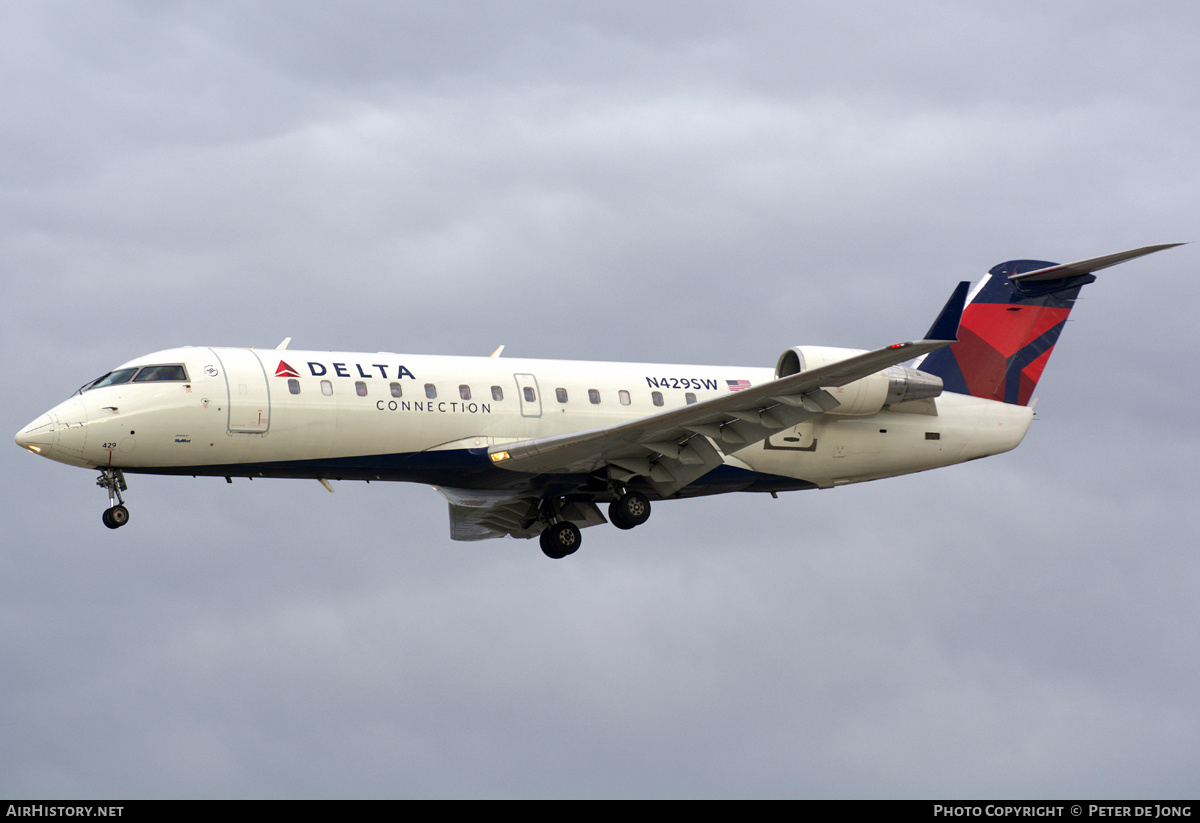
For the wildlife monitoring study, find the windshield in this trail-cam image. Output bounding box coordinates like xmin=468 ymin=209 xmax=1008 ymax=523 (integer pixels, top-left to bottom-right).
xmin=79 ymin=364 xmax=189 ymax=393
xmin=79 ymin=368 xmax=138 ymax=393
xmin=132 ymin=364 xmax=188 ymax=382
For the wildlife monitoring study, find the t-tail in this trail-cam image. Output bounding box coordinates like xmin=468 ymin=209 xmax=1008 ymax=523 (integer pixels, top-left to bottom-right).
xmin=916 ymin=244 xmax=1182 ymax=405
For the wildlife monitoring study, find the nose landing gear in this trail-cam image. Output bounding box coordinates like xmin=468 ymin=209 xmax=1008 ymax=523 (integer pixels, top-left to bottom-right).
xmin=102 ymin=504 xmax=129 ymax=529
xmin=97 ymin=468 xmax=130 ymax=529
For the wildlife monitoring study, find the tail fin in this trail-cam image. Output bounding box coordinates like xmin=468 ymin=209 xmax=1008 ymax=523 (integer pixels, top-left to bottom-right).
xmin=917 ymin=244 xmax=1181 ymax=405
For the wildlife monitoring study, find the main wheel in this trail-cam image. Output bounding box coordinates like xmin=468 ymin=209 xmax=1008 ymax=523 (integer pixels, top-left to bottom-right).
xmin=539 ymin=521 xmax=581 ymax=559
xmin=103 ymin=505 xmax=129 ymax=529
xmin=611 ymin=491 xmax=650 ymax=529
xmin=608 ymin=502 xmax=633 ymax=530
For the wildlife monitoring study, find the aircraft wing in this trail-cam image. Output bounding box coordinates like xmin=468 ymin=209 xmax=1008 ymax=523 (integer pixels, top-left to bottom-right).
xmin=435 ymin=487 xmax=606 ymax=540
xmin=487 ymin=283 xmax=968 ymax=497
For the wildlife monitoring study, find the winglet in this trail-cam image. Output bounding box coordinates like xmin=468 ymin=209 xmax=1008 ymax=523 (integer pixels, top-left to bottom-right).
xmin=922 ymin=281 xmax=970 ymax=342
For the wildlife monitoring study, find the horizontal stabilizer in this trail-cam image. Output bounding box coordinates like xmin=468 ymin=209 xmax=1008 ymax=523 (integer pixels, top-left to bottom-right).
xmin=1008 ymin=243 xmax=1183 ymax=282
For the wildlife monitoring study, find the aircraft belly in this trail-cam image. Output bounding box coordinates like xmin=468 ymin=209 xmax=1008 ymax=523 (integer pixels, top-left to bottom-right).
xmin=126 ymin=446 xmax=784 ymax=501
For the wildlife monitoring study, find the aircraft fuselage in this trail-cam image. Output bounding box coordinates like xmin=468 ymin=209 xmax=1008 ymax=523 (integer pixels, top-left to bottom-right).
xmin=18 ymin=346 xmax=1031 ymax=498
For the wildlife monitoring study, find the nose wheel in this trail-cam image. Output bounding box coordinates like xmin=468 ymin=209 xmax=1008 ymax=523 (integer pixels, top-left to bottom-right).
xmin=102 ymin=504 xmax=130 ymax=529
xmin=96 ymin=468 xmax=130 ymax=529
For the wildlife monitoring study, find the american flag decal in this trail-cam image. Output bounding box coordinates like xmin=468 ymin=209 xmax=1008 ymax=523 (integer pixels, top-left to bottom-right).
xmin=726 ymin=379 xmax=751 ymax=392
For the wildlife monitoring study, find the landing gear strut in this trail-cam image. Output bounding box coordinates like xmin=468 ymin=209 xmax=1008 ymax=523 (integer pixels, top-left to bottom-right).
xmin=608 ymin=489 xmax=650 ymax=531
xmin=97 ymin=468 xmax=129 ymax=529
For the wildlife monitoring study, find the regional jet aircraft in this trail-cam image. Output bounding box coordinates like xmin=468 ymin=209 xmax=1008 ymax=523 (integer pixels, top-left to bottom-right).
xmin=15 ymin=244 xmax=1179 ymax=558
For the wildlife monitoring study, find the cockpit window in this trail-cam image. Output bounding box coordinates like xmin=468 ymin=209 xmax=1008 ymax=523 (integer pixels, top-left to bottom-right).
xmin=132 ymin=364 xmax=189 ymax=383
xmin=82 ymin=368 xmax=138 ymax=392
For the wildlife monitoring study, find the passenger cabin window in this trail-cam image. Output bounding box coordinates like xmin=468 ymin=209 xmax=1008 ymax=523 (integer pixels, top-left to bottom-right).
xmin=556 ymin=388 xmax=568 ymax=403
xmin=652 ymin=391 xmax=664 ymax=407
xmin=132 ymin=364 xmax=188 ymax=382
xmin=288 ymin=379 xmax=300 ymax=395
xmin=523 ymin=387 xmax=536 ymax=402
xmin=459 ymin=385 xmax=471 ymax=401
xmin=390 ymin=382 xmax=402 ymax=398
xmin=425 ymin=383 xmax=437 ymax=399
xmin=321 ymin=380 xmax=333 ymax=396
xmin=588 ymin=389 xmax=600 ymax=404
xmin=356 ymin=381 xmax=368 ymax=397
xmin=491 ymin=386 xmax=504 ymax=401
xmin=685 ymin=392 xmax=697 ymax=404
xmin=619 ymin=390 xmax=631 ymax=406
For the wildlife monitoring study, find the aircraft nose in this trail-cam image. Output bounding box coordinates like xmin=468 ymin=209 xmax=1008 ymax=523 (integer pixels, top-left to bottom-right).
xmin=15 ymin=413 xmax=57 ymax=456
xmin=16 ymin=398 xmax=89 ymax=464
xmin=51 ymin=398 xmax=89 ymax=458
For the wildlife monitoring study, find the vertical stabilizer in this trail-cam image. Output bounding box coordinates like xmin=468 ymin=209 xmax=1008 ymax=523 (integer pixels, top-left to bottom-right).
xmin=917 ymin=244 xmax=1180 ymax=405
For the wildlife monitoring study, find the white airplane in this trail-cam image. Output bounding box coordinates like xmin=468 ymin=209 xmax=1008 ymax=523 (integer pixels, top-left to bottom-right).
xmin=15 ymin=244 xmax=1179 ymax=558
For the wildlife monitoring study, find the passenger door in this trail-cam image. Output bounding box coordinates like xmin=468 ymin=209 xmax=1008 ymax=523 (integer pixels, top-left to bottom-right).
xmin=210 ymin=348 xmax=271 ymax=433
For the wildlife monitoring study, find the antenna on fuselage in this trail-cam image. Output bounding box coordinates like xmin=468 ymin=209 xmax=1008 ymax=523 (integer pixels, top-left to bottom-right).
xmin=490 ymin=345 xmax=504 ymax=358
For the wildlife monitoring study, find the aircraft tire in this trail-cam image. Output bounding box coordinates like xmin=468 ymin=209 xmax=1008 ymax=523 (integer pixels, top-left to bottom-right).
xmin=608 ymin=502 xmax=634 ymax=530
xmin=608 ymin=504 xmax=630 ymax=530
xmin=540 ymin=522 xmax=581 ymax=559
xmin=103 ymin=505 xmax=129 ymax=529
xmin=612 ymin=491 xmax=651 ymax=528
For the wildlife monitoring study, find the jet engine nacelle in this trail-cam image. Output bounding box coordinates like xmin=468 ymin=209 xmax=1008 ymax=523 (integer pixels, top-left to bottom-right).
xmin=774 ymin=345 xmax=944 ymax=415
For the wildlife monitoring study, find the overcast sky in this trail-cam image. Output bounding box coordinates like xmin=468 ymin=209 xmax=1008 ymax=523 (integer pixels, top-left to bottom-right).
xmin=3 ymin=1 xmax=1198 ymax=799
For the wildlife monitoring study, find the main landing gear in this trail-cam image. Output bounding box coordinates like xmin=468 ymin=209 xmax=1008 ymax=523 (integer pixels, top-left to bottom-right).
xmin=539 ymin=520 xmax=581 ymax=560
xmin=536 ymin=497 xmax=583 ymax=559
xmin=608 ymin=490 xmax=651 ymax=531
xmin=537 ymin=488 xmax=653 ymax=559
xmin=97 ymin=468 xmax=130 ymax=529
